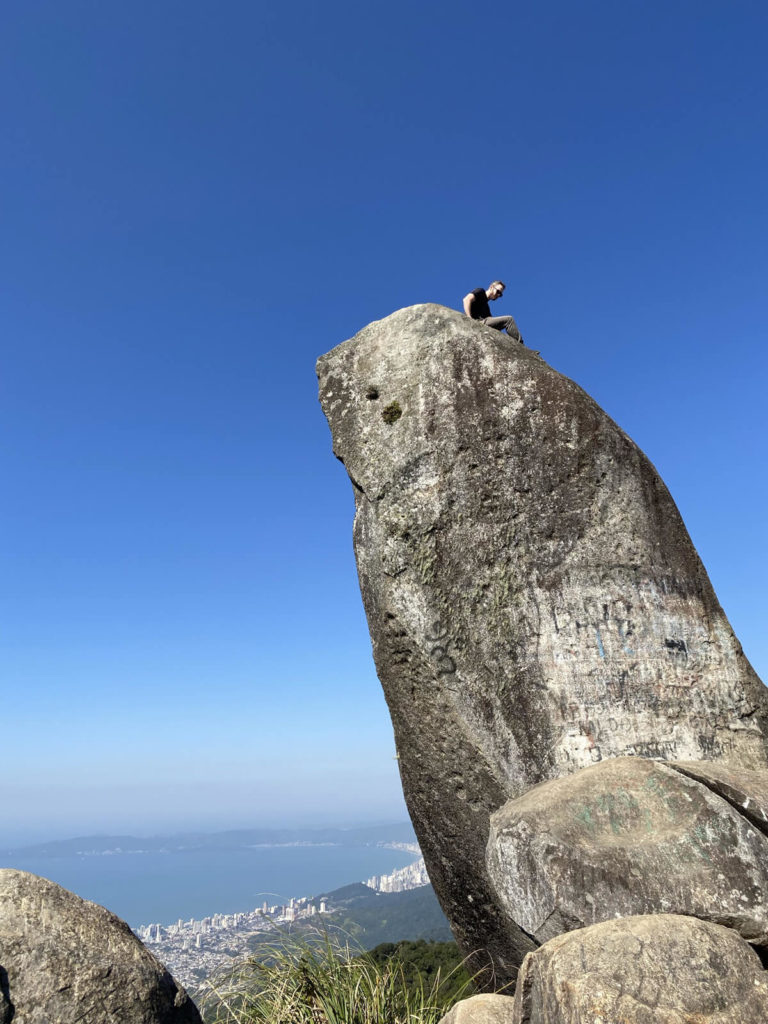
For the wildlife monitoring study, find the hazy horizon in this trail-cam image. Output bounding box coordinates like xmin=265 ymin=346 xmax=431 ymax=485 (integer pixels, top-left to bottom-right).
xmin=0 ymin=805 xmax=413 ymax=852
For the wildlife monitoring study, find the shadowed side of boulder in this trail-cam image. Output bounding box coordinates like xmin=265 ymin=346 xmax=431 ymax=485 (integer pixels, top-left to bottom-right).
xmin=0 ymin=972 xmax=10 ymax=1024
xmin=0 ymin=869 xmax=201 ymax=1024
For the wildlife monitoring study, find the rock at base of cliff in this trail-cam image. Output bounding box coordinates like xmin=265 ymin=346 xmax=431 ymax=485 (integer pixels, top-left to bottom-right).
xmin=511 ymin=914 xmax=768 ymax=1023
xmin=0 ymin=869 xmax=202 ymax=1024
xmin=487 ymin=757 xmax=768 ymax=944
xmin=438 ymin=993 xmax=515 ymax=1024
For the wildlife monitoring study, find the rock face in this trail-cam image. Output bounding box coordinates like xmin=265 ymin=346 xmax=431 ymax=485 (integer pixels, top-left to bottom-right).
xmin=510 ymin=915 xmax=768 ymax=1024
xmin=487 ymin=757 xmax=768 ymax=944
xmin=0 ymin=869 xmax=201 ymax=1024
xmin=317 ymin=303 xmax=768 ymax=980
xmin=669 ymin=758 xmax=768 ymax=831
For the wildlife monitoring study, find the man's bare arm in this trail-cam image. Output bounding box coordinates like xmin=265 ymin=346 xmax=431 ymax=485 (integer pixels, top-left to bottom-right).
xmin=463 ymin=292 xmax=475 ymax=317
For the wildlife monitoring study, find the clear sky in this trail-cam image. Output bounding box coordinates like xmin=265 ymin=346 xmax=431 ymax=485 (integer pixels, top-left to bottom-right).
xmin=2 ymin=1 xmax=766 ymax=846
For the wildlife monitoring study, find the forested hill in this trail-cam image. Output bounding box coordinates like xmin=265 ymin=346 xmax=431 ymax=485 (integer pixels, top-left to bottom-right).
xmin=291 ymin=882 xmax=453 ymax=949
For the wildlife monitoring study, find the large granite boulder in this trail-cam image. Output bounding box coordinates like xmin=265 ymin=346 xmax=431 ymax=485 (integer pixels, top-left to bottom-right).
xmin=487 ymin=757 xmax=768 ymax=943
xmin=317 ymin=303 xmax=768 ymax=980
xmin=510 ymin=914 xmax=768 ymax=1023
xmin=0 ymin=869 xmax=201 ymax=1024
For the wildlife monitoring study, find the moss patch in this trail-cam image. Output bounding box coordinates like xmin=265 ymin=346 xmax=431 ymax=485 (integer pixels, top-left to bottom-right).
xmin=382 ymin=400 xmax=403 ymax=424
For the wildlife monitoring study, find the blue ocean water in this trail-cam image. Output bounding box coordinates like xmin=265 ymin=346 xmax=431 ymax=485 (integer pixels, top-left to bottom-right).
xmin=4 ymin=845 xmax=416 ymax=927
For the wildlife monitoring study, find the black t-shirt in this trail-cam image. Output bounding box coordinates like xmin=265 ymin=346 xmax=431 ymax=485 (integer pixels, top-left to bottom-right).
xmin=469 ymin=287 xmax=491 ymax=319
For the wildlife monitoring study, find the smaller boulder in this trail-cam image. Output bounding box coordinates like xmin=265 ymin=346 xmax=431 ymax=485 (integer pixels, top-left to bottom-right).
xmin=438 ymin=994 xmax=515 ymax=1024
xmin=0 ymin=869 xmax=201 ymax=1024
xmin=511 ymin=914 xmax=768 ymax=1023
xmin=487 ymin=757 xmax=768 ymax=943
xmin=669 ymin=760 xmax=768 ymax=832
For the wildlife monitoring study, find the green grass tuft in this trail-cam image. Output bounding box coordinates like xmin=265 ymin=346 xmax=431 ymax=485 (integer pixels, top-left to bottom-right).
xmin=198 ymin=929 xmax=477 ymax=1024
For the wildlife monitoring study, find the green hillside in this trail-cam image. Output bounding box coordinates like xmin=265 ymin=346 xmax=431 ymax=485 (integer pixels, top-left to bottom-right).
xmin=317 ymin=883 xmax=453 ymax=948
xmin=365 ymin=939 xmax=474 ymax=1003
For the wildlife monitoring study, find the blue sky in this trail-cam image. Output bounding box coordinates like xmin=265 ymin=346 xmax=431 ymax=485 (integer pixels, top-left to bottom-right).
xmin=1 ymin=1 xmax=766 ymax=845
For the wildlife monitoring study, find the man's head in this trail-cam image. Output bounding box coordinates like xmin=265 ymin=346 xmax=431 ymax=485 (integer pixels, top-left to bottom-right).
xmin=487 ymin=280 xmax=506 ymax=301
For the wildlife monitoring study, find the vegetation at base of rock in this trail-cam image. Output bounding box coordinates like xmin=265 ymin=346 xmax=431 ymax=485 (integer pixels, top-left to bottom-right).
xmin=381 ymin=400 xmax=402 ymax=424
xmin=199 ymin=930 xmax=476 ymax=1024
xmin=365 ymin=940 xmax=475 ymax=1004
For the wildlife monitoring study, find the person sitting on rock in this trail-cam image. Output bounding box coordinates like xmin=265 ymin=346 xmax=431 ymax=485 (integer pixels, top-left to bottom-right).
xmin=463 ymin=280 xmax=524 ymax=344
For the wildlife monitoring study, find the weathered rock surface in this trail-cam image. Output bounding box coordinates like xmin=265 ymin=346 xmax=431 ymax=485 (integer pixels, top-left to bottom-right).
xmin=317 ymin=303 xmax=768 ymax=979
xmin=511 ymin=914 xmax=768 ymax=1023
xmin=0 ymin=869 xmax=201 ymax=1024
xmin=669 ymin=758 xmax=768 ymax=832
xmin=487 ymin=757 xmax=768 ymax=943
xmin=438 ymin=993 xmax=515 ymax=1024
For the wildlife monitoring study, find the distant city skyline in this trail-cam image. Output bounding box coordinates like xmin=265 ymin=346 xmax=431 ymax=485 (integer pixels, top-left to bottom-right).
xmin=139 ymin=846 xmax=427 ymax=988
xmin=2 ymin=2 xmax=766 ymax=847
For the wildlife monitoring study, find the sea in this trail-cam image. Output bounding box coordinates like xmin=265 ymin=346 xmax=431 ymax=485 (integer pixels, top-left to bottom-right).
xmin=2 ymin=844 xmax=417 ymax=928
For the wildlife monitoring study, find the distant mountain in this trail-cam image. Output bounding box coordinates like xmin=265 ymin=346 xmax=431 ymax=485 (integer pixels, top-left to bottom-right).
xmin=2 ymin=823 xmax=417 ymax=859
